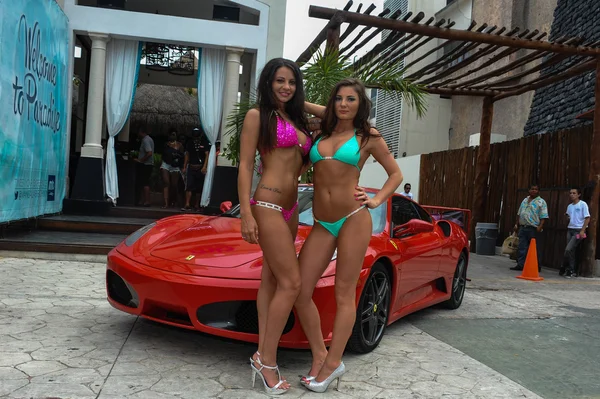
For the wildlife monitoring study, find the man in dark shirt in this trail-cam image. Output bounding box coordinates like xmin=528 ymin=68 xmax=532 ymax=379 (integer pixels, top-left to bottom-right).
xmin=182 ymin=127 xmax=209 ymax=211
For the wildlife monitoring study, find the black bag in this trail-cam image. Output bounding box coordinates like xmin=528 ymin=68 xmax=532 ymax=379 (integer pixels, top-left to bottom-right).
xmin=165 ymin=144 xmax=183 ymax=168
xmin=171 ymin=150 xmax=183 ymax=168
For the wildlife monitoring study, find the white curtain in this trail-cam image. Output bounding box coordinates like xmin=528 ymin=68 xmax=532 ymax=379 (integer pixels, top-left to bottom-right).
xmin=198 ymin=48 xmax=227 ymax=207
xmin=104 ymin=39 xmax=141 ymax=205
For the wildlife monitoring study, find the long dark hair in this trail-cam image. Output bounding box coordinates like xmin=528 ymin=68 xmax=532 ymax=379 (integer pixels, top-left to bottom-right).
xmin=256 ymin=58 xmax=308 ymax=153
xmin=319 ymin=78 xmax=378 ymax=148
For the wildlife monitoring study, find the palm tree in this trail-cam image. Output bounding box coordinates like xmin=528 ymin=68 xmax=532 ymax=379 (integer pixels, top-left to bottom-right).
xmin=303 ymin=49 xmax=427 ymax=117
xmin=222 ymin=49 xmax=427 ymax=170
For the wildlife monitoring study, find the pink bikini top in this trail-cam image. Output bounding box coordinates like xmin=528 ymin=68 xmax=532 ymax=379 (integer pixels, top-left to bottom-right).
xmin=275 ymin=116 xmax=312 ymax=156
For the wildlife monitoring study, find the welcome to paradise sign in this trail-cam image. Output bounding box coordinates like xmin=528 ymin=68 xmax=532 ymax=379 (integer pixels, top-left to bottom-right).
xmin=0 ymin=0 xmax=69 ymax=223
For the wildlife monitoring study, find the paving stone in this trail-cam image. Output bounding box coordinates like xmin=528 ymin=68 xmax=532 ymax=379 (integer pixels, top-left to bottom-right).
xmin=0 ymin=378 xmax=29 ymax=397
xmin=31 ymin=345 xmax=96 ymax=361
xmin=0 ymin=352 xmax=32 ymax=367
xmin=16 ymin=360 xmax=66 ymax=377
xmin=0 ymin=366 xmax=27 ymax=380
xmin=0 ymin=339 xmax=43 ymax=353
xmin=409 ymin=380 xmax=467 ymax=396
xmin=9 ymin=382 xmax=96 ymax=398
xmin=98 ymin=375 xmax=162 ymax=396
xmin=150 ymin=375 xmax=225 ymax=398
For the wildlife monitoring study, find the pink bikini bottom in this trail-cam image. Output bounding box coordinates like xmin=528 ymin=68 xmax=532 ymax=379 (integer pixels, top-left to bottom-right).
xmin=250 ymin=198 xmax=298 ymax=222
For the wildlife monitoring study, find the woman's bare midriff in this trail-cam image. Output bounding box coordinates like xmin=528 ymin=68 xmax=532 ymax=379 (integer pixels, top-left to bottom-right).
xmin=312 ymin=162 xmax=361 ymax=222
xmin=253 ymin=147 xmax=304 ymax=209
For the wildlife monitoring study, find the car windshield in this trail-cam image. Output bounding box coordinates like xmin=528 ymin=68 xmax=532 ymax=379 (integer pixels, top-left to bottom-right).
xmin=224 ymin=186 xmax=387 ymax=234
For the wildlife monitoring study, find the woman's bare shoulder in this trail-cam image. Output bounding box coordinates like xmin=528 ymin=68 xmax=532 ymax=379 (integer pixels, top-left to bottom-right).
xmin=245 ymin=108 xmax=260 ymax=119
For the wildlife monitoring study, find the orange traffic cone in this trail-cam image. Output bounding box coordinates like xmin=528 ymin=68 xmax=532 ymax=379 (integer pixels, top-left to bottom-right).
xmin=517 ymin=238 xmax=543 ymax=281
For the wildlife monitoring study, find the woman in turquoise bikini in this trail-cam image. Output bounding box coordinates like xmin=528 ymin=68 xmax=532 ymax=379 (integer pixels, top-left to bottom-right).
xmin=296 ymin=78 xmax=403 ymax=393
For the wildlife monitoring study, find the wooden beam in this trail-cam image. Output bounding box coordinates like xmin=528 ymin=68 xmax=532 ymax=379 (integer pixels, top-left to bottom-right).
xmin=327 ymin=21 xmax=341 ymax=51
xmin=420 ymin=27 xmax=512 ymax=86
xmin=295 ymin=12 xmax=345 ymax=64
xmin=470 ymin=96 xmax=494 ymax=250
xmin=424 ymin=87 xmax=498 ymax=97
xmin=401 ymin=20 xmax=460 ymax=71
xmin=576 ymin=109 xmax=594 ymax=120
xmin=451 ymin=36 xmax=576 ymax=89
xmin=309 ymin=6 xmax=600 ymax=56
xmin=581 ymin=59 xmax=600 ymax=277
xmin=489 ymin=57 xmax=588 ymax=91
xmin=475 ymin=53 xmax=569 ymax=89
xmin=339 ymin=3 xmax=379 ymax=43
xmin=361 ymin=17 xmax=442 ymax=76
xmin=437 ymin=29 xmax=539 ymax=88
xmin=493 ymin=59 xmax=596 ymax=100
xmin=340 ymin=7 xmax=390 ymax=57
xmin=408 ymin=23 xmax=491 ymax=81
xmin=351 ymin=11 xmax=421 ymax=68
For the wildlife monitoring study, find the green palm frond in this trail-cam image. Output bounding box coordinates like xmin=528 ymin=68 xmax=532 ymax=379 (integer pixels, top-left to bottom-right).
xmin=359 ymin=67 xmax=428 ymax=118
xmin=301 ymin=48 xmax=427 ymax=117
xmin=303 ymin=49 xmax=349 ymax=105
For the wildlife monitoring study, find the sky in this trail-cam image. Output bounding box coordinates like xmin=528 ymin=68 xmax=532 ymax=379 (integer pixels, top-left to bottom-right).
xmin=283 ymin=0 xmax=385 ymax=61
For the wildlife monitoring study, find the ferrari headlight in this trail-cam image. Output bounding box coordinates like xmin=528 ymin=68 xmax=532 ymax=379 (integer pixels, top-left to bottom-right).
xmin=125 ymin=223 xmax=156 ymax=246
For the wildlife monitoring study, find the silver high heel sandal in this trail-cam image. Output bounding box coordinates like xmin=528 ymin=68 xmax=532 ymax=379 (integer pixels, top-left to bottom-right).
xmin=304 ymin=362 xmax=346 ymax=393
xmin=250 ymin=352 xmax=289 ymax=395
xmin=300 ymin=358 xmax=325 ymax=386
xmin=300 ymin=375 xmax=315 ymax=387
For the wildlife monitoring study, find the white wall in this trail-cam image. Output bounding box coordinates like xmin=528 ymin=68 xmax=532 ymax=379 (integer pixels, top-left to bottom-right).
xmin=401 ymin=94 xmax=451 ymax=156
xmin=359 ymin=155 xmax=421 ymax=202
xmin=258 ymin=0 xmax=286 ymax=62
xmin=434 ymin=0 xmax=473 ymax=30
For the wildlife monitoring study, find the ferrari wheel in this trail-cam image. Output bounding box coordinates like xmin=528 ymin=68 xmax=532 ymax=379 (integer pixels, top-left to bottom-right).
xmin=348 ymin=263 xmax=391 ymax=353
xmin=443 ymin=253 xmax=467 ymax=309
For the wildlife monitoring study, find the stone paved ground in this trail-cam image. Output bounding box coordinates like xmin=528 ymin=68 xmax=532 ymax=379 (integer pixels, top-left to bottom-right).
xmin=1 ymin=253 xmax=592 ymax=399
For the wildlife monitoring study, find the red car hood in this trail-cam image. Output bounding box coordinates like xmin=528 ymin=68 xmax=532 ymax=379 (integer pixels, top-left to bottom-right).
xmin=150 ymin=216 xmax=309 ymax=271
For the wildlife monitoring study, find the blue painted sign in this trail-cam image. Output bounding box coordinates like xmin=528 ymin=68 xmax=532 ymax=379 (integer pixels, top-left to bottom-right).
xmin=0 ymin=0 xmax=69 ymax=223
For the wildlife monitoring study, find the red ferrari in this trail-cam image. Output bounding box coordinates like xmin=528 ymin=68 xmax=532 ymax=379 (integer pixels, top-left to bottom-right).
xmin=106 ymin=185 xmax=470 ymax=353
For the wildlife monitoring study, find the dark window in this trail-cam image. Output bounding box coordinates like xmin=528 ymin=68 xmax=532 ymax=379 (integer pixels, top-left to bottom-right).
xmin=414 ymin=204 xmax=432 ymax=223
xmin=391 ymin=196 xmax=420 ymax=226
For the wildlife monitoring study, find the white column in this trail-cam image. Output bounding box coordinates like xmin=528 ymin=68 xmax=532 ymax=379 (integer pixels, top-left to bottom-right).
xmin=80 ymin=33 xmax=110 ymax=159
xmin=219 ymin=47 xmax=244 ymax=166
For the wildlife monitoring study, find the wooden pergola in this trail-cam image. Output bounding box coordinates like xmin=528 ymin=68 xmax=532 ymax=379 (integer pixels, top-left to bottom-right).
xmin=298 ymin=1 xmax=600 ymax=277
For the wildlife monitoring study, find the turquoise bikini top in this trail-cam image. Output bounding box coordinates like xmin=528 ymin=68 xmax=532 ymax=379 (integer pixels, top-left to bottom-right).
xmin=309 ymin=132 xmax=361 ymax=170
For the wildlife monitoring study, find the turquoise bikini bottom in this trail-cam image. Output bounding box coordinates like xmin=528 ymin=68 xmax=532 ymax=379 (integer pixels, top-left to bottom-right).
xmin=314 ymin=206 xmax=366 ymax=238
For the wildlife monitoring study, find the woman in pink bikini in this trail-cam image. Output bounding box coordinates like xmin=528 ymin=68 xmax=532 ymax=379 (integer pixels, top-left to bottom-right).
xmin=238 ymin=58 xmax=311 ymax=395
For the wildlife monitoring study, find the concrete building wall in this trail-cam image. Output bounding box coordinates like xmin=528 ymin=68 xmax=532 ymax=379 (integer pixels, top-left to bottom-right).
xmin=447 ymin=0 xmax=557 ymax=149
xmin=55 ymin=0 xmax=65 ymax=9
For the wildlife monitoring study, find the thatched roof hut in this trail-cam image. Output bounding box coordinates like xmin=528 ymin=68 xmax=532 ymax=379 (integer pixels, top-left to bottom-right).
xmin=130 ymin=83 xmax=200 ymax=137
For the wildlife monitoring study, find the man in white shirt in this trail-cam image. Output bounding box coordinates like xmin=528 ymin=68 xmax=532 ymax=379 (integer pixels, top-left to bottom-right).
xmin=562 ymin=187 xmax=590 ymax=277
xmin=400 ymin=183 xmax=413 ymax=200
